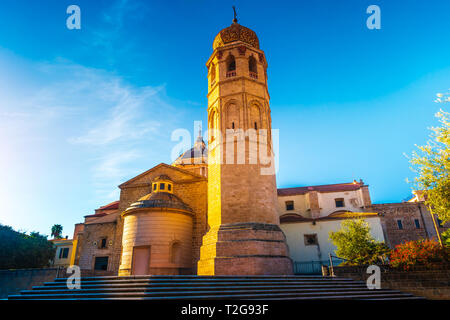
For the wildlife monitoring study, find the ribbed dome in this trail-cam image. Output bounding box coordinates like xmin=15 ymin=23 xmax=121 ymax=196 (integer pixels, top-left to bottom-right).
xmin=172 ymin=134 xmax=207 ymax=165
xmin=125 ymin=192 xmax=192 ymax=213
xmin=213 ymin=22 xmax=259 ymax=50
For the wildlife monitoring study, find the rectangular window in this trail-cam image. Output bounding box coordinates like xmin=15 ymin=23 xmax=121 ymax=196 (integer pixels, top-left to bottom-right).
xmin=397 ymin=220 xmax=403 ymax=230
xmin=304 ymin=234 xmax=318 ymax=246
xmin=160 ymin=183 xmax=165 ymax=190
xmin=153 ymin=184 xmax=157 ymax=191
xmin=335 ymin=198 xmax=345 ymax=208
xmin=168 ymin=184 xmax=172 ymax=191
xmin=285 ymin=201 xmax=294 ymax=211
xmin=94 ymin=256 xmax=109 ymax=271
xmin=100 ymin=238 xmax=107 ymax=249
xmin=59 ymin=247 xmax=69 ymax=259
xmin=414 ymin=219 xmax=421 ymax=229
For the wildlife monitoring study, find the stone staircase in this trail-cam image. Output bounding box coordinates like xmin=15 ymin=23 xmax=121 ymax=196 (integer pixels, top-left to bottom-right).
xmin=8 ymin=275 xmax=424 ymax=300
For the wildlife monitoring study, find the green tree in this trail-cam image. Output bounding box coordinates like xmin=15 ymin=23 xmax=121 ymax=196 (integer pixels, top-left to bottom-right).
xmin=408 ymin=104 xmax=449 ymax=224
xmin=441 ymin=229 xmax=450 ymax=248
xmin=329 ymin=219 xmax=390 ymax=265
xmin=0 ymin=224 xmax=56 ymax=269
xmin=51 ymin=224 xmax=63 ymax=239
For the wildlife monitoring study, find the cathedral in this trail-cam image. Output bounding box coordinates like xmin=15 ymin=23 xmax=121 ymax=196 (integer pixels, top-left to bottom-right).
xmin=64 ymin=18 xmax=446 ymax=276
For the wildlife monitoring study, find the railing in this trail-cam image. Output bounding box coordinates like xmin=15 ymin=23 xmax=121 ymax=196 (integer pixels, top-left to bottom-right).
xmin=293 ymin=257 xmax=343 ymax=275
xmin=249 ymin=71 xmax=258 ymax=79
xmin=328 ymin=253 xmax=352 ymax=277
xmin=226 ymin=71 xmax=236 ymax=78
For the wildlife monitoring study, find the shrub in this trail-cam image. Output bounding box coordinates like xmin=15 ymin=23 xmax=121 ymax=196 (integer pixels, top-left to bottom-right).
xmin=0 ymin=224 xmax=56 ymax=269
xmin=329 ymin=219 xmax=390 ymax=265
xmin=441 ymin=229 xmax=450 ymax=248
xmin=389 ymin=239 xmax=448 ymax=270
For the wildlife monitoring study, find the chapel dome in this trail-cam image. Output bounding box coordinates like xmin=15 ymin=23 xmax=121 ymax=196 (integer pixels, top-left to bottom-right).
xmin=125 ymin=191 xmax=192 ymax=213
xmin=213 ymin=22 xmax=260 ymax=50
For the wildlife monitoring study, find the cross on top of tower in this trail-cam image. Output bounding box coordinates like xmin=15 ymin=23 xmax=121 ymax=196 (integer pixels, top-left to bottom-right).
xmin=232 ymin=6 xmax=238 ymax=23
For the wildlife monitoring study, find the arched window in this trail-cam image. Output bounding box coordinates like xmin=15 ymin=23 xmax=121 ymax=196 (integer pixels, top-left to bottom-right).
xmin=227 ymin=55 xmax=236 ymax=72
xmin=249 ymin=56 xmax=257 ymax=73
xmin=226 ymin=103 xmax=239 ymax=129
xmin=209 ymin=110 xmax=217 ymax=142
xmin=249 ymin=56 xmax=258 ymax=79
xmin=170 ymin=241 xmax=181 ymax=264
xmin=250 ymin=104 xmax=261 ymax=131
xmin=210 ymin=63 xmax=216 ymax=83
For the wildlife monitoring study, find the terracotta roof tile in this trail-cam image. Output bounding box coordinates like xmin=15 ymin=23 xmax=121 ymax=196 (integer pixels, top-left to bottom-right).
xmin=280 ymin=211 xmax=379 ymax=223
xmin=97 ymin=200 xmax=120 ymax=210
xmin=277 ymin=182 xmax=363 ymax=196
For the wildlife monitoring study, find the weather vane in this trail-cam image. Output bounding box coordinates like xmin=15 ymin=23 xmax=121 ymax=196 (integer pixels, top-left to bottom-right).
xmin=233 ymin=6 xmax=238 ymax=23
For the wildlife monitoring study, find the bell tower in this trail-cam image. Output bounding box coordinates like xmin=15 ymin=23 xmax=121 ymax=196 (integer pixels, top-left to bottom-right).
xmin=197 ymin=14 xmax=293 ymax=275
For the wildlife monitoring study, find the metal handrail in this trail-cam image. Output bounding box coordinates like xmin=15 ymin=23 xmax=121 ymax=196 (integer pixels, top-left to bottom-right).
xmin=328 ymin=253 xmax=352 ymax=277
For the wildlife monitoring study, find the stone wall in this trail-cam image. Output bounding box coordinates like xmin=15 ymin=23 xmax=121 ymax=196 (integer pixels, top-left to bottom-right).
xmin=333 ymin=264 xmax=450 ymax=300
xmin=0 ymin=267 xmax=117 ymax=299
xmin=116 ymin=164 xmax=207 ymax=274
xmin=368 ymin=202 xmax=448 ymax=247
xmin=75 ymin=220 xmax=118 ymax=271
xmin=119 ymin=210 xmax=194 ymax=276
xmin=0 ymin=268 xmax=59 ymax=299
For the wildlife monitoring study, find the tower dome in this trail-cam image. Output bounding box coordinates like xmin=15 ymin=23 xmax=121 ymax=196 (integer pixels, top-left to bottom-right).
xmin=213 ymin=21 xmax=260 ymax=50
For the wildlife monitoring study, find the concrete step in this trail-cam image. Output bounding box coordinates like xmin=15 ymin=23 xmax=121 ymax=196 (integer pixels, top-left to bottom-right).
xmin=31 ymin=283 xmax=369 ymax=292
xmin=44 ymin=278 xmax=361 ymax=287
xmin=9 ymin=290 xmax=417 ymax=300
xmin=50 ymin=275 xmax=351 ymax=282
xmin=42 ymin=279 xmax=364 ymax=288
xmin=9 ymin=287 xmax=411 ymax=298
xmin=28 ymin=293 xmax=421 ymax=300
xmin=8 ymin=275 xmax=423 ymax=300
xmin=52 ymin=275 xmax=335 ymax=281
xmin=21 ymin=285 xmax=375 ymax=295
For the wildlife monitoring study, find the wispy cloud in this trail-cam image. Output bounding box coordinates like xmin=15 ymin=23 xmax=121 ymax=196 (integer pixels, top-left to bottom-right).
xmin=68 ymin=83 xmax=163 ymax=146
xmin=91 ymin=150 xmax=141 ymax=199
xmin=0 ymin=52 xmax=179 ymax=203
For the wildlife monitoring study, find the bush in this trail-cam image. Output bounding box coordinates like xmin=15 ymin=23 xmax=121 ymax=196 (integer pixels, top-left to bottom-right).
xmin=0 ymin=224 xmax=56 ymax=269
xmin=329 ymin=219 xmax=390 ymax=265
xmin=441 ymin=229 xmax=450 ymax=248
xmin=389 ymin=239 xmax=449 ymax=270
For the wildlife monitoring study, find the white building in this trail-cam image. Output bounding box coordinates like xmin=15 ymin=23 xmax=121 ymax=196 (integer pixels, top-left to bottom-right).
xmin=277 ymin=180 xmax=385 ymax=272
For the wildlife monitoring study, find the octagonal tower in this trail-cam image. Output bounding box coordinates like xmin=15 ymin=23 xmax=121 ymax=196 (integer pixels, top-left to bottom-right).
xmin=197 ymin=18 xmax=293 ymax=275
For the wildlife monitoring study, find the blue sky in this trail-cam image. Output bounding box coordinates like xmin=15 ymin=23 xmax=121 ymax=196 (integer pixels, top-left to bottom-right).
xmin=0 ymin=0 xmax=449 ymax=237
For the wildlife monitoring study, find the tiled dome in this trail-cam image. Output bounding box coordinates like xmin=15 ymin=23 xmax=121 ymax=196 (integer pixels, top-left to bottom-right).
xmin=125 ymin=192 xmax=192 ymax=213
xmin=213 ymin=22 xmax=259 ymax=50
